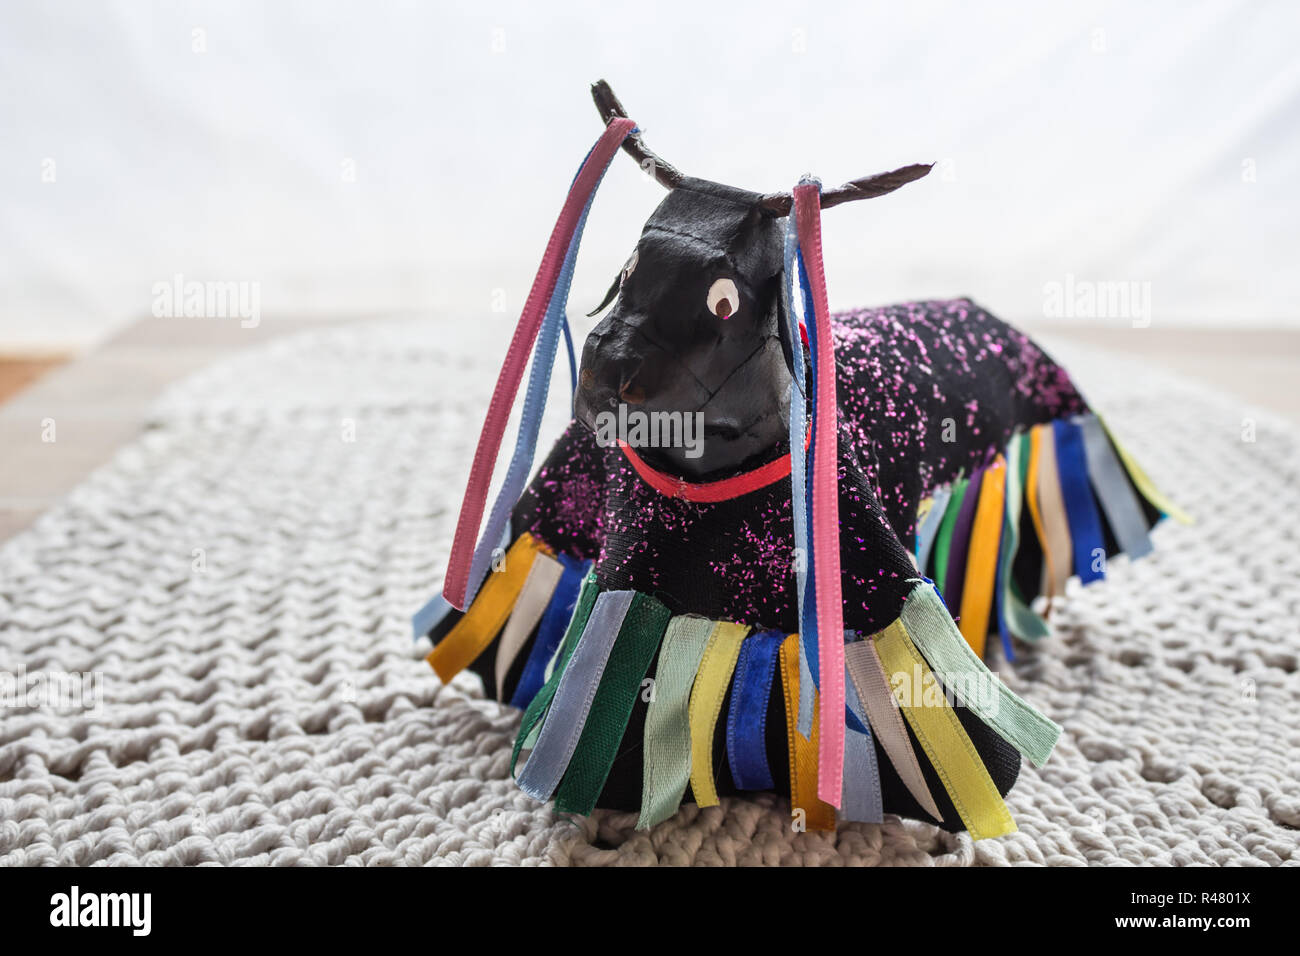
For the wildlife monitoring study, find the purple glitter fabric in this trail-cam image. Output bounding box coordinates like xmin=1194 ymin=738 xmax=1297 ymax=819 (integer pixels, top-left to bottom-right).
xmin=512 ymin=298 xmax=1087 ymax=634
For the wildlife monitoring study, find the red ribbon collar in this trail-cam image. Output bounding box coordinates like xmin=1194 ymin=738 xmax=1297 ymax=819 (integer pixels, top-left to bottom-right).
xmin=617 ymin=429 xmax=808 ymax=504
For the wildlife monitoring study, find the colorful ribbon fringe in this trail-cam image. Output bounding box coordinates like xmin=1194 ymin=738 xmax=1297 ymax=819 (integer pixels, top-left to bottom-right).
xmin=911 ymin=411 xmax=1184 ymax=655
xmin=425 ymin=542 xmax=1069 ymax=837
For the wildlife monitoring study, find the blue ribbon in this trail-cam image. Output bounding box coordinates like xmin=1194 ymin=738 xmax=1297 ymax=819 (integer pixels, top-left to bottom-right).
xmin=841 ymin=660 xmax=884 ymax=823
xmin=725 ymin=630 xmax=783 ymax=790
xmin=1054 ymin=418 xmax=1107 ymax=585
xmin=1081 ymin=414 xmax=1153 ymax=560
xmin=795 ymin=245 xmax=821 ymax=695
xmin=509 ymin=555 xmax=591 ymax=709
xmin=515 ymin=589 xmax=635 ymax=802
xmin=561 ymin=314 xmax=578 ymax=414
xmin=782 ymin=220 xmax=818 ymax=738
xmin=411 ymin=592 xmax=454 ymax=642
xmin=915 ymin=485 xmax=952 ymax=574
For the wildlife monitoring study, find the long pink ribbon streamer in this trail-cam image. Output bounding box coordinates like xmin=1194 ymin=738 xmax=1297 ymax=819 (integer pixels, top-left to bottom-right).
xmin=793 ymin=183 xmax=845 ymax=807
xmin=442 ymin=117 xmax=636 ymax=609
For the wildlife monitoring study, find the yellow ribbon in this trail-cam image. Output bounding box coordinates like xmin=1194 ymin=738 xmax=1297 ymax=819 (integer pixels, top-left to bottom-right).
xmin=427 ymin=533 xmax=548 ymax=683
xmin=687 ymin=622 xmax=748 ymax=807
xmin=916 ymin=495 xmax=936 ymax=526
xmin=959 ymin=456 xmax=1006 ymax=656
xmin=871 ymin=621 xmax=1017 ymax=840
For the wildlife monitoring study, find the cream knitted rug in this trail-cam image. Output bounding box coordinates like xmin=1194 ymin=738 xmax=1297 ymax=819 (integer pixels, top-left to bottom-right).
xmin=1 ymin=317 xmax=1297 ymax=866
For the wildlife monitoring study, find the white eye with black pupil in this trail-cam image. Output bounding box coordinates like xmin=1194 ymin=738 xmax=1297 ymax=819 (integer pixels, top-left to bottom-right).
xmin=707 ymin=277 xmax=739 ymax=318
xmin=620 ymin=250 xmax=638 ymax=286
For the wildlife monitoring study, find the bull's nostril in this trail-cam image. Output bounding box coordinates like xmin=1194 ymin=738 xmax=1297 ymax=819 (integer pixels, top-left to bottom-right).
xmin=619 ymin=383 xmax=645 ymax=405
xmin=580 ymin=368 xmax=595 ymax=391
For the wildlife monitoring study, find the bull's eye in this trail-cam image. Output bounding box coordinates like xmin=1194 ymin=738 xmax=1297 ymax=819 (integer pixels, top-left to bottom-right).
xmin=620 ymin=249 xmax=639 ymax=286
xmin=707 ymin=277 xmax=739 ymax=319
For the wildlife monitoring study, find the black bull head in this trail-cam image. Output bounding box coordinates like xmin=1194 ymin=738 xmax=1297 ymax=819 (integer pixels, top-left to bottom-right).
xmin=574 ymin=80 xmax=932 ymax=479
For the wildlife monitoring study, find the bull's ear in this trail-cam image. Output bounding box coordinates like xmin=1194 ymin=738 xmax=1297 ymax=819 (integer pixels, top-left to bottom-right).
xmin=756 ymin=163 xmax=933 ymax=217
xmin=587 ymin=272 xmax=623 ymax=317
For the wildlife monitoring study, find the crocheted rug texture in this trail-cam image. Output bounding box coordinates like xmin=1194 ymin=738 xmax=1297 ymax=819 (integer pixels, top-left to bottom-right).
xmin=1 ymin=318 xmax=1296 ymax=865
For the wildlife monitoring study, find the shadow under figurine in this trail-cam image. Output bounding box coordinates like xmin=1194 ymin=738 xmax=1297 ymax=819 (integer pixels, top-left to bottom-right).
xmin=413 ymin=80 xmax=1187 ymax=837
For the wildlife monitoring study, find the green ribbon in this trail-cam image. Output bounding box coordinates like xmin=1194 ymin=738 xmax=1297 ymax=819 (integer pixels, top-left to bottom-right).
xmin=931 ymin=477 xmax=968 ymax=585
xmin=636 ymin=617 xmax=716 ymax=829
xmin=1000 ymin=434 xmax=1050 ymax=641
xmin=901 ymin=581 xmax=1061 ymax=768
xmin=554 ymin=592 xmax=672 ymax=815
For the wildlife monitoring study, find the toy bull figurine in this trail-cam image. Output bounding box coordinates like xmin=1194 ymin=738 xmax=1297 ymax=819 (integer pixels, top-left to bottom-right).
xmin=413 ymin=80 xmax=1185 ymax=836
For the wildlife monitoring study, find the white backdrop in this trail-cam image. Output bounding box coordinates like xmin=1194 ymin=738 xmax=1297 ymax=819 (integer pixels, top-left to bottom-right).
xmin=2 ymin=0 xmax=1297 ymax=351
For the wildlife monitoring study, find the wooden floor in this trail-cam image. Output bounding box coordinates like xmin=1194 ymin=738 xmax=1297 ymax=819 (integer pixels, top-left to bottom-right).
xmin=0 ymin=315 xmax=385 ymax=542
xmin=1 ymin=317 xmax=1297 ymax=543
xmin=0 ymin=358 xmax=68 ymax=403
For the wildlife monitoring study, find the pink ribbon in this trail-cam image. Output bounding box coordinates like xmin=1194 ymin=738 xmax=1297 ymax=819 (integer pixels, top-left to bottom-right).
xmin=442 ymin=117 xmax=636 ymax=609
xmin=793 ymin=183 xmax=845 ymax=808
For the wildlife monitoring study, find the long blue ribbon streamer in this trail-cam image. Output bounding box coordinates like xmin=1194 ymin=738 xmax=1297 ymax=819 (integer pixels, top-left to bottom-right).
xmin=785 ymin=217 xmax=868 ymax=738
xmin=781 ymin=218 xmax=817 ymax=738
xmin=461 ymin=145 xmax=621 ymax=607
xmin=561 ymin=314 xmax=578 ymax=414
xmin=790 ymin=244 xmax=821 ymax=697
xmin=796 ymin=245 xmax=821 ymax=708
